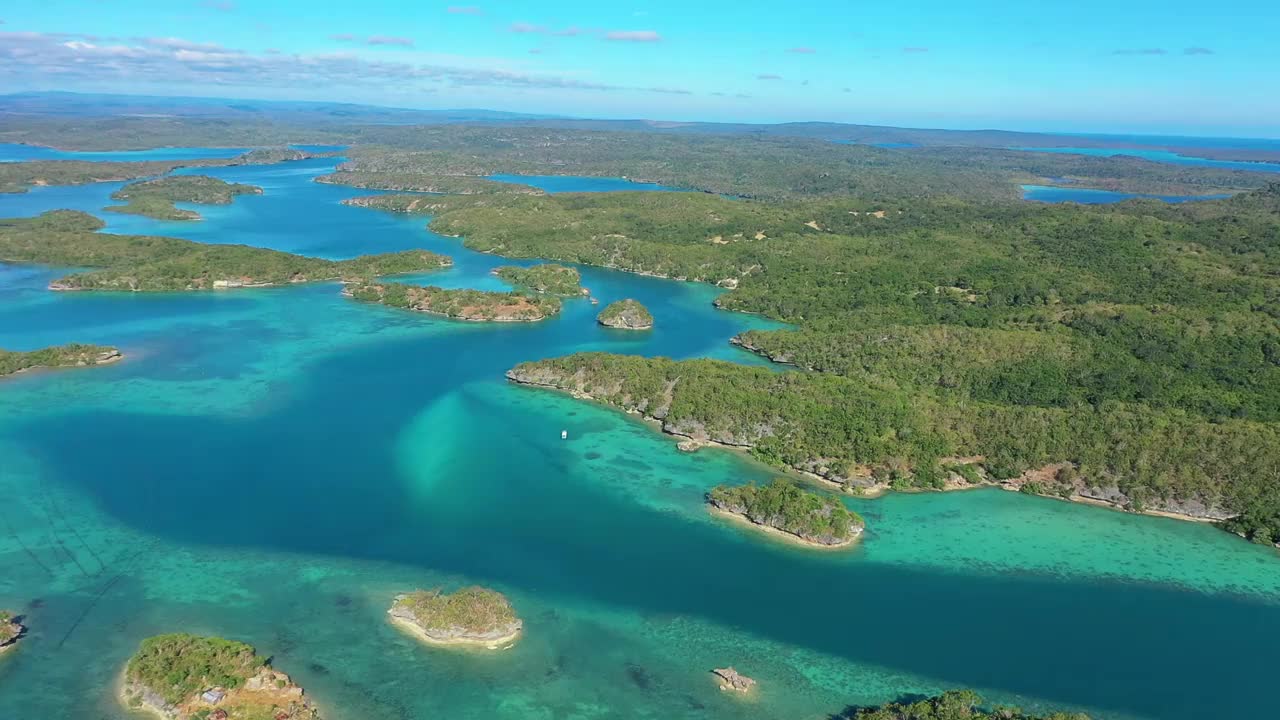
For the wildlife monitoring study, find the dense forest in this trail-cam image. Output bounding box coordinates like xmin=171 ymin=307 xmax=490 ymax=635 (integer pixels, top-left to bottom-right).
xmin=347 ymin=281 xmax=561 ymax=322
xmin=708 ymin=479 xmax=864 ymax=545
xmin=0 ymin=211 xmax=450 ymax=291
xmin=497 ymin=184 xmax=1280 ymax=544
xmin=104 ymin=174 xmax=262 ymax=220
xmin=493 ymin=264 xmax=584 ymax=295
xmin=316 ymin=170 xmax=540 ymax=195
xmin=320 ymin=130 xmax=1268 ymax=201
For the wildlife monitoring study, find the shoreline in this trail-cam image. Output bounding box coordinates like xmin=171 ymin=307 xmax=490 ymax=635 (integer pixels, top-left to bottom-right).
xmin=707 ymin=505 xmax=858 ymax=550
xmin=508 ymin=377 xmax=1235 ymax=529
xmin=388 ymin=614 xmax=521 ymax=650
xmin=1 ymin=350 xmax=125 ymax=380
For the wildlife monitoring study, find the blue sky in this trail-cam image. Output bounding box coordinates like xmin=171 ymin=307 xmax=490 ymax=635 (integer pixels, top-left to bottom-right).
xmin=1 ymin=0 xmax=1277 ymax=136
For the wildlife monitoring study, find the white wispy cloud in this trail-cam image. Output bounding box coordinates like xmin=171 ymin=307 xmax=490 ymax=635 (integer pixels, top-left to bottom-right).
xmin=0 ymin=31 xmax=685 ymax=96
xmin=604 ymin=30 xmax=661 ymax=43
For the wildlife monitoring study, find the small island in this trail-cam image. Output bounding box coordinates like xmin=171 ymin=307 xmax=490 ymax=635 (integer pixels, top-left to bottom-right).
xmin=0 ymin=611 xmax=24 ymax=655
xmin=347 ymin=282 xmax=561 ymax=322
xmin=494 ymin=264 xmax=586 ymax=296
xmin=104 ymin=175 xmax=263 ymax=221
xmin=388 ymin=587 xmax=523 ymax=649
xmin=1 ymin=343 xmax=122 ymax=378
xmin=119 ymin=634 xmax=320 ymax=720
xmin=597 ymin=299 xmax=653 ymax=330
xmin=1 ymin=211 xmax=450 ymax=292
xmin=707 ymin=479 xmax=864 ymax=548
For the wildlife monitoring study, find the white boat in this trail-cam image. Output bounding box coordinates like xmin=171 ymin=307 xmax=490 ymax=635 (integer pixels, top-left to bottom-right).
xmin=561 ymin=430 xmax=568 ymax=440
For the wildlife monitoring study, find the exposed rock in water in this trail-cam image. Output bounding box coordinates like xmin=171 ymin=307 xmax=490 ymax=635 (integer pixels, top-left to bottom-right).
xmin=597 ymin=299 xmax=654 ymax=330
xmin=712 ymin=667 xmax=756 ymax=693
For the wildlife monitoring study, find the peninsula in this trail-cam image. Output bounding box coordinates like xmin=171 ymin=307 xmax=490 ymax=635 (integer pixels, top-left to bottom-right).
xmin=0 ymin=211 xmax=450 ymax=292
xmin=0 ymin=611 xmax=23 ymax=655
xmin=708 ymin=479 xmax=864 ymax=548
xmin=119 ymin=634 xmax=320 ymax=720
xmin=317 ymin=171 xmax=540 ymax=195
xmin=347 ymin=282 xmax=561 ymax=322
xmin=104 ymin=175 xmax=262 ymax=221
xmin=597 ymin=299 xmax=653 ymax=329
xmin=388 ymin=587 xmax=523 ymax=649
xmin=1 ymin=344 xmax=122 ymax=378
xmin=0 ymin=147 xmax=320 ymax=194
xmin=494 ymin=264 xmax=585 ymax=296
xmin=504 ymin=346 xmax=1277 ymax=543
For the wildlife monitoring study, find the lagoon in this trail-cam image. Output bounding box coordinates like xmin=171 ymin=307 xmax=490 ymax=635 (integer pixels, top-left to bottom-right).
xmin=1014 ymin=145 xmax=1280 ymax=174
xmin=1020 ymin=184 xmax=1232 ymax=204
xmin=1 ymin=156 xmax=1279 ymax=720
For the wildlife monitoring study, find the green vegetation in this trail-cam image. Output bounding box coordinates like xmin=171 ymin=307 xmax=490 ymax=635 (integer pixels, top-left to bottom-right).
xmin=494 ymin=264 xmax=583 ymax=295
xmin=708 ymin=479 xmax=863 ymax=545
xmin=0 ymin=159 xmax=240 ymax=194
xmin=0 ymin=611 xmax=19 ymax=647
xmin=0 ymin=211 xmax=449 ymax=291
xmin=317 ymin=170 xmax=539 ymax=195
xmin=125 ymin=634 xmax=266 ymax=705
xmin=392 ymin=587 xmax=519 ymax=634
xmin=234 ymin=147 xmax=318 ymax=165
xmin=1 ymin=343 xmax=121 ymax=378
xmin=348 ymin=281 xmax=560 ymax=321
xmin=332 ymin=131 xmax=1267 ymax=201
xmin=597 ymin=298 xmax=653 ymax=329
xmin=843 ymin=690 xmax=1089 ymax=720
xmin=499 ymin=186 xmax=1280 ymax=544
xmin=105 ymin=175 xmax=262 ymax=220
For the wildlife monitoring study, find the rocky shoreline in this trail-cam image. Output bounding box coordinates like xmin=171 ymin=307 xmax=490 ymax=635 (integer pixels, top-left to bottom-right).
xmin=707 ymin=504 xmax=860 ymax=549
xmin=119 ymin=635 xmax=319 ymax=720
xmin=597 ymin=299 xmax=654 ymax=329
xmin=504 ymin=365 xmax=1238 ymax=529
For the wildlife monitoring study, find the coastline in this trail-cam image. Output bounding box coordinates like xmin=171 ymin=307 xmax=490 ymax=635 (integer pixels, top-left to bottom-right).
xmin=706 ymin=505 xmax=858 ymax=550
xmin=507 ymin=376 xmax=1235 ymax=529
xmin=1 ymin=349 xmax=124 ymax=380
xmin=388 ymin=613 xmax=521 ymax=650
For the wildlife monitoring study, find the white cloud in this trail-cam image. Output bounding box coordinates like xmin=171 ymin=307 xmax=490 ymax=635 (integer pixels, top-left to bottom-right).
xmin=0 ymin=31 xmax=685 ymax=97
xmin=605 ymin=30 xmax=661 ymax=43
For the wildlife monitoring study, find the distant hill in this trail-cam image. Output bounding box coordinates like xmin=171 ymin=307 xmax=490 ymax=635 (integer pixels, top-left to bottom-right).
xmin=2 ymin=92 xmax=1276 ymax=162
xmin=0 ymin=91 xmax=558 ymax=125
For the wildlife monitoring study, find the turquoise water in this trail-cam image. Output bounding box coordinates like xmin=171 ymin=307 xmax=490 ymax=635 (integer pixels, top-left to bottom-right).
xmin=2 ymin=158 xmax=1280 ymax=720
xmin=488 ymin=174 xmax=683 ymax=194
xmin=1020 ymin=184 xmax=1232 ymax=204
xmin=1014 ymin=146 xmax=1280 ymax=174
